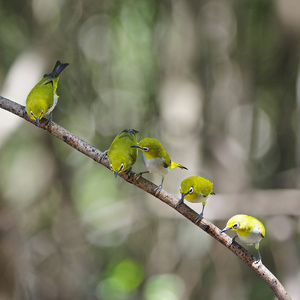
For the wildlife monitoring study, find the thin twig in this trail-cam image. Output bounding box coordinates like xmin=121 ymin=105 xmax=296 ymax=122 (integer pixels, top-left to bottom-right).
xmin=0 ymin=95 xmax=291 ymax=300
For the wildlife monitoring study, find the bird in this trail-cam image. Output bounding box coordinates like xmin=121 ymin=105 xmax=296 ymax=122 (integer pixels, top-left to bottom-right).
xmin=100 ymin=129 xmax=139 ymax=178
xmin=176 ymin=176 xmax=215 ymax=223
xmin=131 ymin=137 xmax=187 ymax=195
xmin=25 ymin=60 xmax=69 ymax=125
xmin=221 ymin=214 xmax=265 ymax=264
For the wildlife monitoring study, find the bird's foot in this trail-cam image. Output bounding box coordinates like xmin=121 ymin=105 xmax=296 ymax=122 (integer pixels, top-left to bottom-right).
xmin=99 ymin=150 xmax=108 ymax=162
xmin=175 ymin=198 xmax=183 ymax=209
xmin=252 ymin=259 xmax=262 ymax=267
xmin=134 ymin=172 xmax=142 ymax=180
xmin=195 ymin=213 xmax=203 ymax=223
xmin=45 ymin=117 xmax=52 ymax=127
xmin=154 ymin=184 xmax=162 ymax=196
xmin=44 ymin=113 xmax=53 ymax=127
xmin=226 ymin=235 xmax=237 ymax=248
xmin=124 ymin=167 xmax=132 ymax=175
xmin=134 ymin=171 xmax=149 ymax=180
xmin=125 ymin=167 xmax=132 ymax=174
xmin=23 ymin=106 xmax=27 ymax=116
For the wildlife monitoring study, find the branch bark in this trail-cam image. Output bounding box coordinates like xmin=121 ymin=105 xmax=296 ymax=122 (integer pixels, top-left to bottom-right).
xmin=0 ymin=95 xmax=291 ymax=300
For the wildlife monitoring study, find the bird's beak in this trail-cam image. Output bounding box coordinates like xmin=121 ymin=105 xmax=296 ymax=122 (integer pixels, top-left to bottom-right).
xmin=114 ymin=170 xmax=119 ymax=178
xmin=35 ymin=117 xmax=40 ymax=125
xmin=220 ymin=227 xmax=230 ymax=233
xmin=130 ymin=144 xmax=140 ymax=149
xmin=181 ymin=192 xmax=187 ymax=201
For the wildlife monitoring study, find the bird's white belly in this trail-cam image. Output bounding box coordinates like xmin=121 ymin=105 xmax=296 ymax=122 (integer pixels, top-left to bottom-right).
xmin=190 ymin=194 xmax=208 ymax=204
xmin=142 ymin=153 xmax=170 ymax=176
xmin=238 ymin=227 xmax=263 ymax=245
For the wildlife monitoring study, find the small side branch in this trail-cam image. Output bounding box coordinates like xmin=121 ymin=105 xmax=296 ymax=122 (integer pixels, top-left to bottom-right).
xmin=0 ymin=96 xmax=291 ymax=300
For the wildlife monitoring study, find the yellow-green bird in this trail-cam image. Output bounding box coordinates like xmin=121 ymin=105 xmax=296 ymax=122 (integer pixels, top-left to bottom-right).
xmin=100 ymin=129 xmax=139 ymax=178
xmin=221 ymin=214 xmax=265 ymax=263
xmin=176 ymin=176 xmax=215 ymax=222
xmin=25 ymin=60 xmax=69 ymax=125
xmin=131 ymin=138 xmax=187 ymax=195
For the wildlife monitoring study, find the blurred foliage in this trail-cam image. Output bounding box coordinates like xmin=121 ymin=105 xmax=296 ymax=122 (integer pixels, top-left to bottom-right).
xmin=1 ymin=0 xmax=300 ymax=299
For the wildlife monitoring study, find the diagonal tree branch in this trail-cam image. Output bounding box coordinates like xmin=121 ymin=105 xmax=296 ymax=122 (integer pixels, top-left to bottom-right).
xmin=0 ymin=95 xmax=291 ymax=300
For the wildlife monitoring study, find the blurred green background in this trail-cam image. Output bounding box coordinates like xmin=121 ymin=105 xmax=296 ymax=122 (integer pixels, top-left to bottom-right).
xmin=0 ymin=0 xmax=300 ymax=299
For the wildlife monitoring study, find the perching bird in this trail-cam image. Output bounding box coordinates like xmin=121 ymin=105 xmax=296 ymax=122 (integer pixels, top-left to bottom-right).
xmin=131 ymin=138 xmax=187 ymax=195
xmin=25 ymin=60 xmax=69 ymax=125
xmin=221 ymin=214 xmax=265 ymax=263
xmin=100 ymin=129 xmax=139 ymax=178
xmin=176 ymin=176 xmax=215 ymax=222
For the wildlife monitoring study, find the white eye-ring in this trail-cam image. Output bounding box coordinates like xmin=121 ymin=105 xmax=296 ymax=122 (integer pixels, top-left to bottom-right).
xmin=188 ymin=187 xmax=194 ymax=194
xmin=120 ymin=163 xmax=124 ymax=171
xmin=110 ymin=164 xmax=113 ymax=171
xmin=232 ymin=222 xmax=239 ymax=229
xmin=30 ymin=111 xmax=34 ymax=117
xmin=142 ymin=147 xmax=149 ymax=152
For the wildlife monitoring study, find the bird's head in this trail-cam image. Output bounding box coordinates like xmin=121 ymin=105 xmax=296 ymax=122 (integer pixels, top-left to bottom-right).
xmin=109 ymin=153 xmax=132 ymax=178
xmin=221 ymin=215 xmax=246 ymax=233
xmin=180 ymin=176 xmax=214 ymax=201
xmin=131 ymin=138 xmax=163 ymax=159
xmin=26 ymin=101 xmax=48 ymax=125
xmin=180 ymin=178 xmax=197 ymax=202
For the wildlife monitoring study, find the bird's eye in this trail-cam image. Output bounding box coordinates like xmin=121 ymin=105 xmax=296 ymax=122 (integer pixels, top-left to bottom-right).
xmin=120 ymin=163 xmax=124 ymax=171
xmin=30 ymin=111 xmax=34 ymax=117
xmin=142 ymin=147 xmax=149 ymax=152
xmin=188 ymin=187 xmax=194 ymax=194
xmin=232 ymin=222 xmax=239 ymax=229
xmin=110 ymin=164 xmax=113 ymax=171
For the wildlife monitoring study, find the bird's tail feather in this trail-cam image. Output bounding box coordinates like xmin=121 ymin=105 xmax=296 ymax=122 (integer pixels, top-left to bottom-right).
xmin=170 ymin=161 xmax=188 ymax=170
xmin=121 ymin=129 xmax=139 ymax=135
xmin=44 ymin=61 xmax=69 ymax=78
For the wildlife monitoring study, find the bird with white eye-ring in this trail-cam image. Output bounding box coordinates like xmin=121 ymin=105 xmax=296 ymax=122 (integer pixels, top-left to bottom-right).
xmin=25 ymin=60 xmax=69 ymax=125
xmin=131 ymin=138 xmax=187 ymax=195
xmin=176 ymin=176 xmax=215 ymax=223
xmin=100 ymin=129 xmax=139 ymax=178
xmin=221 ymin=214 xmax=266 ymax=265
